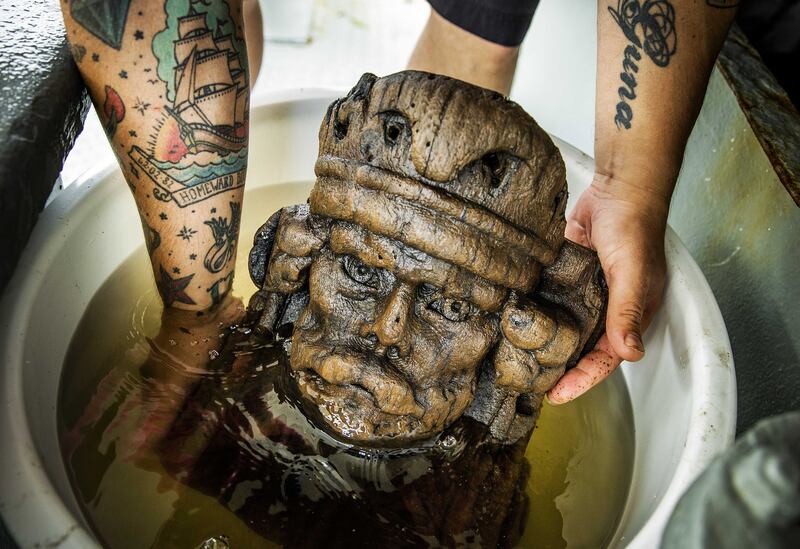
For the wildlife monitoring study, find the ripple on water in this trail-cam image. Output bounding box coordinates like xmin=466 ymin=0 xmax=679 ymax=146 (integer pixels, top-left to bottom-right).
xmin=57 ymin=184 xmax=634 ymax=549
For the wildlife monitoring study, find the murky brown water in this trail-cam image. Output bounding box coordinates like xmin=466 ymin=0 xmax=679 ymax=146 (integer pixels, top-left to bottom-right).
xmin=58 ymin=184 xmax=634 ymax=548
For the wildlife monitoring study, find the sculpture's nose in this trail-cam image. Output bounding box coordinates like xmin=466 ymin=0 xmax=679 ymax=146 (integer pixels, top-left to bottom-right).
xmin=370 ymin=282 xmax=414 ymax=355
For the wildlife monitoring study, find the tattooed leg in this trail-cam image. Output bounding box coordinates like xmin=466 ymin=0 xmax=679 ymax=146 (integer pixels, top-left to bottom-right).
xmin=62 ymin=0 xmax=251 ymax=310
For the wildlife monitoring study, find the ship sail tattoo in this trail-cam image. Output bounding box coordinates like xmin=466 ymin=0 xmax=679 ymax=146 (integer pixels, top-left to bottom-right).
xmin=129 ymin=6 xmax=248 ymax=207
xmin=204 ymin=202 xmax=240 ymax=273
xmin=166 ymin=10 xmax=248 ymax=154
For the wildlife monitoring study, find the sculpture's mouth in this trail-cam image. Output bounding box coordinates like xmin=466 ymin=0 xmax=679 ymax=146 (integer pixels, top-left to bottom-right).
xmin=292 ymin=349 xmax=428 ymax=441
xmin=296 ymin=369 xmax=427 ymax=441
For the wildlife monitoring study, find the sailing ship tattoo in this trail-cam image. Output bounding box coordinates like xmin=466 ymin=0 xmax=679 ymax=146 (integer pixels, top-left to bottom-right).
xmin=164 ymin=10 xmax=248 ymax=155
xmin=128 ymin=2 xmax=249 ymax=207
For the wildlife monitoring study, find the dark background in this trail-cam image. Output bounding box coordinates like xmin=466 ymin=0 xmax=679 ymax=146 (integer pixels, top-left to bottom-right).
xmin=738 ymin=0 xmax=800 ymax=109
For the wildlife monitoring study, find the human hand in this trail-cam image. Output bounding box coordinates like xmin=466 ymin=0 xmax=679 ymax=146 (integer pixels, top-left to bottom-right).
xmin=547 ymin=173 xmax=669 ymax=404
xmin=144 ymin=294 xmax=246 ymax=380
xmin=127 ymin=295 xmax=245 ymax=460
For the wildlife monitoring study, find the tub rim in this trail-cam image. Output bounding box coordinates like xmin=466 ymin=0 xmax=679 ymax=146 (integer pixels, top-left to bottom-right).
xmin=0 ymin=88 xmax=736 ymax=549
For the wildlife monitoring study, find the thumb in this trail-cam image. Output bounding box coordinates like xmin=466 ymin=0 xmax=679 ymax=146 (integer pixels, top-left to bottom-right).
xmin=605 ymin=260 xmax=647 ymax=362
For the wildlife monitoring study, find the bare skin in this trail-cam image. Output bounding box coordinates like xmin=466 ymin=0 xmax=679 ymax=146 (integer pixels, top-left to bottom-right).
xmin=243 ymin=0 xmax=263 ymax=83
xmin=549 ymin=0 xmax=738 ymax=403
xmin=409 ymin=2 xmax=738 ymax=403
xmin=408 ymin=9 xmax=519 ymax=95
xmin=62 ymin=0 xmax=259 ymax=311
xmin=62 ymin=1 xmax=739 ymax=406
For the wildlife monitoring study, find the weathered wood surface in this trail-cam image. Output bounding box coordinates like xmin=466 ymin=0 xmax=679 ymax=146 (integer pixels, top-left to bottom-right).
xmin=717 ymin=25 xmax=800 ymax=208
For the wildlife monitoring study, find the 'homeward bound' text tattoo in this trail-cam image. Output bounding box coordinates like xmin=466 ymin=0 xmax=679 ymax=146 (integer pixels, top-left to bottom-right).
xmin=608 ymin=0 xmax=677 ymax=129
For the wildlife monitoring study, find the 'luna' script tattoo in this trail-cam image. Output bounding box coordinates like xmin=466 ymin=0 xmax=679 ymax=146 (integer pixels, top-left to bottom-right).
xmin=127 ymin=1 xmax=250 ymax=208
xmin=608 ymin=0 xmax=677 ymax=129
xmin=204 ymin=202 xmax=241 ymax=273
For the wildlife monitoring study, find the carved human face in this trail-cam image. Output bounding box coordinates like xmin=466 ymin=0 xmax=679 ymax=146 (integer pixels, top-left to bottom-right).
xmin=290 ymin=227 xmax=506 ymax=445
xmin=245 ymin=72 xmax=606 ymax=446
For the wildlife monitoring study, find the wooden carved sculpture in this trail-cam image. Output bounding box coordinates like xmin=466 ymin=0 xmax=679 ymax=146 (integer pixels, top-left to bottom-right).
xmin=247 ymin=71 xmax=607 ymax=446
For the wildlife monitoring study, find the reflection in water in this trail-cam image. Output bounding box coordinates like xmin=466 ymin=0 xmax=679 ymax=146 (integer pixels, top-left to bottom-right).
xmin=58 ymin=185 xmax=634 ymax=549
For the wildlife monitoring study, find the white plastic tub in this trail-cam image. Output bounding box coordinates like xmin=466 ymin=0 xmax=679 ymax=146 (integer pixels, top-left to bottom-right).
xmin=0 ymin=91 xmax=736 ymax=548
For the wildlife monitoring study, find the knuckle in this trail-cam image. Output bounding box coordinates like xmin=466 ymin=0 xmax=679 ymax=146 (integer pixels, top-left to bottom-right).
xmin=616 ymin=303 xmax=644 ymax=326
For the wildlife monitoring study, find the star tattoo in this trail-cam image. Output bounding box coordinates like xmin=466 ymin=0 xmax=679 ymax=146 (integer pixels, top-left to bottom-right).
xmin=189 ymin=253 xmax=197 ymax=260
xmin=91 ymin=53 xmax=99 ymax=62
xmin=159 ymin=212 xmax=168 ymax=220
xmin=133 ymin=97 xmax=150 ymax=115
xmin=177 ymin=226 xmax=198 ymax=241
xmin=129 ymin=130 xmax=137 ymax=137
xmin=156 ymin=266 xmax=196 ymax=307
xmin=210 ymin=207 xmax=217 ymax=214
xmin=172 ymin=267 xmax=181 ymax=274
xmin=134 ymin=30 xmax=144 ymax=40
xmin=119 ymin=70 xmax=128 ymax=79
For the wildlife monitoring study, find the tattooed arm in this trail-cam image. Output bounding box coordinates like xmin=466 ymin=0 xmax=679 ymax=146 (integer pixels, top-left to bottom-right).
xmin=549 ymin=1 xmax=738 ymax=403
xmin=61 ymin=0 xmax=252 ymax=310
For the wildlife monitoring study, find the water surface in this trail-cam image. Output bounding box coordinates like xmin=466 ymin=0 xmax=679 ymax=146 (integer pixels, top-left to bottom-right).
xmin=58 ymin=184 xmax=634 ymax=548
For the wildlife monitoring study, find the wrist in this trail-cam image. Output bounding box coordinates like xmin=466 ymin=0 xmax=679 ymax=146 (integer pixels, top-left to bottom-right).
xmin=589 ymin=171 xmax=672 ymax=221
xmin=594 ymin=136 xmax=684 ymax=211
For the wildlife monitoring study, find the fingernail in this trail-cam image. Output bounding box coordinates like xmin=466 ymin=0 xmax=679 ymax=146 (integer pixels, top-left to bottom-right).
xmin=546 ymin=391 xmax=563 ymax=406
xmin=625 ymin=333 xmax=645 ymax=353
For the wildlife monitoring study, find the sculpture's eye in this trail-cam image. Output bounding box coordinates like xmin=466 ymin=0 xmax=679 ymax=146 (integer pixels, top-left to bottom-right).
xmin=481 ymin=152 xmax=507 ymax=188
xmin=381 ymin=111 xmax=408 ymax=147
xmin=342 ymin=255 xmax=379 ymax=288
xmin=429 ymin=297 xmax=475 ymax=323
xmin=334 ymin=114 xmax=349 ymax=140
xmin=329 ymin=98 xmax=349 ymax=140
xmin=417 ymin=283 xmax=438 ymax=300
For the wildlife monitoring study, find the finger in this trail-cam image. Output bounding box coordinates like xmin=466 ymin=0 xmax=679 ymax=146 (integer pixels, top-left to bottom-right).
xmin=564 ymin=217 xmax=590 ymax=247
xmin=605 ymin=259 xmax=648 ymax=362
xmin=547 ymin=335 xmax=621 ymax=404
